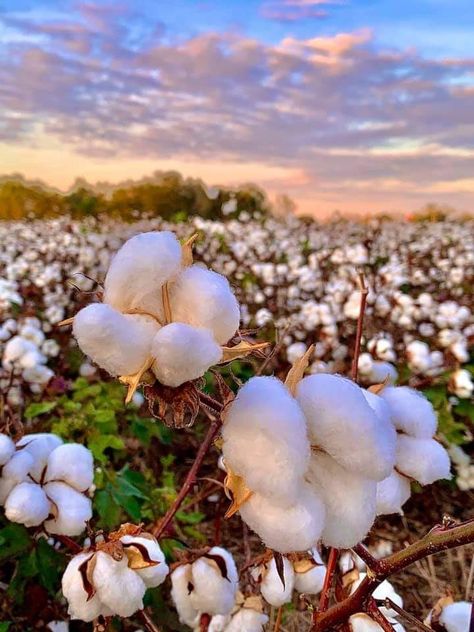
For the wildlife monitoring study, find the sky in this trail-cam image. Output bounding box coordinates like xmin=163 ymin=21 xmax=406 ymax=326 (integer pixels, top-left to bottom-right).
xmin=1 ymin=0 xmax=474 ymax=216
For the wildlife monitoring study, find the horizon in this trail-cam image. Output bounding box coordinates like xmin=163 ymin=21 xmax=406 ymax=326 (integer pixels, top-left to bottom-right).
xmin=1 ymin=1 xmax=474 ymax=216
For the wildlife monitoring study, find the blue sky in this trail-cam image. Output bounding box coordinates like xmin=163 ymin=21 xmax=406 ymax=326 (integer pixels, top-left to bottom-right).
xmin=1 ymin=0 xmax=473 ymax=215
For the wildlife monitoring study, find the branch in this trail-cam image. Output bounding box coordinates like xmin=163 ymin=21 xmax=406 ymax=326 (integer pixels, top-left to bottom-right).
xmin=352 ymin=543 xmax=380 ymax=573
xmin=139 ymin=609 xmax=163 ymax=632
xmin=380 ymin=598 xmax=433 ymax=632
xmin=367 ymin=599 xmax=395 ymax=632
xmin=350 ymin=272 xmax=369 ymax=382
xmin=317 ymin=548 xmax=339 ymax=614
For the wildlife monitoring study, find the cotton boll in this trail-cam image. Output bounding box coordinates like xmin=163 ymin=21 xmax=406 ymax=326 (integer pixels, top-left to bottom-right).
xmin=351 ymin=573 xmax=403 ymax=619
xmin=43 ymin=482 xmax=92 ymax=536
xmin=151 ymin=323 xmax=222 ymax=387
xmin=104 ymin=231 xmax=182 ymax=315
xmin=190 ymin=547 xmax=238 ymax=615
xmin=2 ymin=336 xmax=37 ymax=368
xmin=0 ymin=450 xmax=35 ymax=489
xmin=297 ymin=374 xmax=395 ymax=481
xmin=206 ymin=614 xmax=232 ymax=631
xmin=92 ymin=551 xmax=146 ymax=618
xmin=5 ymin=481 xmax=51 ymax=527
xmin=258 ymin=556 xmax=294 ymax=607
xmin=293 ymin=551 xmax=326 ymax=595
xmin=0 ymin=434 xmax=15 ymax=465
xmin=239 ymin=483 xmax=325 ymax=553
xmin=225 ymin=608 xmax=269 ymax=632
xmin=222 ymin=376 xmax=310 ymax=504
xmin=120 ymin=534 xmax=169 ymax=588
xmin=307 ymin=452 xmax=376 ymax=549
xmin=396 ymin=436 xmax=451 ymax=485
xmin=170 ymin=265 xmax=240 ymax=344
xmin=368 ymin=362 xmax=398 ymax=385
xmin=73 ymin=304 xmax=159 ymax=377
xmin=376 ymin=471 xmax=411 ymax=516
xmin=362 ymin=390 xmax=397 ymax=472
xmin=62 ymin=553 xmax=108 ymax=622
xmin=16 ymin=433 xmax=63 ymax=481
xmin=171 ymin=564 xmax=200 ymax=627
xmin=439 ymin=601 xmax=473 ymax=632
xmin=45 ymin=444 xmax=94 ymax=492
xmin=380 ymin=387 xmax=437 ymax=438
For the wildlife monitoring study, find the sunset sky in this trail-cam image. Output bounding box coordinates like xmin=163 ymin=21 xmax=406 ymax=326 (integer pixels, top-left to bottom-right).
xmin=1 ymin=0 xmax=474 ymax=216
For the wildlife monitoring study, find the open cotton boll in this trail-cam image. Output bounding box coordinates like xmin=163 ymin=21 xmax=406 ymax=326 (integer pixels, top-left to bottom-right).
xmin=293 ymin=551 xmax=326 ymax=595
xmin=307 ymin=452 xmax=376 ymax=549
xmin=92 ymin=551 xmax=146 ymax=618
xmin=62 ymin=553 xmax=108 ymax=622
xmin=43 ymin=482 xmax=92 ymax=536
xmin=349 ymin=613 xmax=406 ymax=632
xmin=239 ymin=483 xmax=325 ymax=553
xmin=225 ymin=608 xmax=269 ymax=632
xmin=170 ymin=265 xmax=240 ymax=345
xmin=16 ymin=433 xmax=63 ymax=481
xmin=151 ymin=323 xmax=222 ymax=387
xmin=73 ymin=304 xmax=159 ymax=377
xmin=258 ymin=556 xmax=294 ymax=607
xmin=439 ymin=601 xmax=473 ymax=632
xmin=171 ymin=564 xmax=200 ymax=628
xmin=361 ymin=390 xmax=397 ymax=473
xmin=380 ymin=387 xmax=437 ymax=438
xmin=190 ymin=547 xmax=238 ymax=615
xmin=376 ymin=470 xmax=411 ymax=516
xmin=2 ymin=336 xmax=37 ymax=368
xmin=396 ymin=436 xmax=451 ymax=485
xmin=103 ymin=231 xmax=182 ymax=315
xmin=222 ymin=376 xmax=310 ymax=504
xmin=296 ymin=374 xmax=395 ymax=481
xmin=120 ymin=534 xmax=169 ymax=588
xmin=351 ymin=574 xmax=403 ymax=619
xmin=0 ymin=434 xmax=15 ymax=465
xmin=45 ymin=444 xmax=94 ymax=492
xmin=5 ymin=481 xmax=51 ymax=527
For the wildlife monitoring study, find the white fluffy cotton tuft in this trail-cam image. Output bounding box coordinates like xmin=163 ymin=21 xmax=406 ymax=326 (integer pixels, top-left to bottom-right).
xmin=258 ymin=555 xmax=295 ymax=607
xmin=439 ymin=601 xmax=473 ymax=632
xmin=0 ymin=434 xmax=15 ymax=466
xmin=380 ymin=386 xmax=437 ymax=438
xmin=225 ymin=607 xmax=269 ymax=632
xmin=293 ymin=550 xmax=326 ymax=595
xmin=170 ymin=564 xmax=200 ymax=628
xmin=151 ymin=323 xmax=222 ymax=387
xmin=5 ymin=482 xmax=51 ymax=527
xmin=189 ymin=547 xmax=238 ymax=616
xmin=92 ymin=551 xmax=146 ymax=618
xmin=43 ymin=482 xmax=93 ymax=536
xmin=62 ymin=553 xmax=108 ymax=622
xmin=376 ymin=470 xmax=411 ymax=516
xmin=396 ymin=436 xmax=451 ymax=485
xmin=45 ymin=443 xmax=94 ymax=492
xmin=16 ymin=433 xmax=63 ymax=481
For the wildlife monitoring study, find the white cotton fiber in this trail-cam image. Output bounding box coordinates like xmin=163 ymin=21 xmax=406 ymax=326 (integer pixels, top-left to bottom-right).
xmin=73 ymin=303 xmax=159 ymax=376
xmin=222 ymin=376 xmax=310 ymax=504
xmin=120 ymin=535 xmax=169 ymax=588
xmin=170 ymin=265 xmax=240 ymax=344
xmin=396 ymin=436 xmax=451 ymax=485
xmin=43 ymin=482 xmax=92 ymax=536
xmin=207 ymin=614 xmax=232 ymax=631
xmin=296 ymin=374 xmax=395 ymax=481
xmin=92 ymin=552 xmax=146 ymax=618
xmin=103 ymin=231 xmax=182 ymax=315
xmin=376 ymin=470 xmax=411 ymax=516
xmin=351 ymin=574 xmax=403 ymax=619
xmin=349 ymin=613 xmax=397 ymax=632
xmin=225 ymin=608 xmax=269 ymax=632
xmin=258 ymin=556 xmax=294 ymax=607
xmin=0 ymin=451 xmax=35 ymax=503
xmin=16 ymin=433 xmax=63 ymax=481
xmin=439 ymin=601 xmax=473 ymax=632
xmin=170 ymin=564 xmax=200 ymax=628
xmin=151 ymin=323 xmax=222 ymax=387
xmin=45 ymin=443 xmax=94 ymax=492
xmin=62 ymin=553 xmax=107 ymax=622
xmin=0 ymin=434 xmax=15 ymax=466
xmin=190 ymin=547 xmax=238 ymax=615
xmin=5 ymin=481 xmax=51 ymax=527
xmin=293 ymin=550 xmax=326 ymax=595
xmin=307 ymin=452 xmax=377 ymax=549
xmin=239 ymin=483 xmax=325 ymax=553
xmin=380 ymin=386 xmax=437 ymax=438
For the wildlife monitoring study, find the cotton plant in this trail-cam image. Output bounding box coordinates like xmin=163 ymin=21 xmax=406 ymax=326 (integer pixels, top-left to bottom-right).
xmin=0 ymin=433 xmax=94 ymax=535
xmin=61 ymin=524 xmax=169 ymax=621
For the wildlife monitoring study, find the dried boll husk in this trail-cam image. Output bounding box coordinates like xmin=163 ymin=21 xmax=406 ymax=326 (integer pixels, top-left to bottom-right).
xmin=103 ymin=230 xmax=182 ymax=316
xmin=92 ymin=551 xmax=146 ymax=618
xmin=61 ymin=552 xmax=111 ymax=621
xmin=380 ymin=386 xmax=437 ymax=438
xmin=307 ymin=452 xmax=377 ymax=549
xmin=189 ymin=547 xmax=239 ymax=616
xmin=73 ymin=303 xmax=159 ymax=377
xmin=151 ymin=323 xmax=222 ymax=387
xmin=120 ymin=534 xmax=169 ymax=588
xmin=293 ymin=549 xmax=326 ymax=595
xmin=170 ymin=564 xmax=200 ymax=628
xmin=239 ymin=483 xmax=325 ymax=553
xmin=4 ymin=481 xmax=51 ymax=527
xmin=45 ymin=443 xmax=94 ymax=492
xmin=16 ymin=433 xmax=63 ymax=481
xmin=256 ymin=555 xmax=294 ymax=607
xmin=396 ymin=436 xmax=451 ymax=485
xmin=296 ymin=374 xmax=396 ymax=481
xmin=169 ymin=264 xmax=240 ymax=345
xmin=43 ymin=482 xmax=92 ymax=536
xmin=0 ymin=434 xmax=15 ymax=466
xmin=376 ymin=470 xmax=411 ymax=516
xmin=222 ymin=376 xmax=310 ymax=505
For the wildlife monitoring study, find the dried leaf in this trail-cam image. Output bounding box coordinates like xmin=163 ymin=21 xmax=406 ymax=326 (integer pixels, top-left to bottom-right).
xmin=181 ymin=233 xmax=199 ymax=267
xmin=293 ymin=558 xmax=318 ymax=574
xmin=224 ymin=468 xmax=253 ymax=518
xmin=144 ymin=380 xmax=201 ymax=428
xmin=96 ymin=540 xmax=124 ymax=561
xmin=109 ymin=523 xmax=143 ymax=540
xmin=162 ymin=282 xmax=172 ymax=324
xmin=78 ymin=553 xmax=97 ymax=601
xmin=368 ymin=375 xmax=391 ymax=395
xmin=285 ymin=345 xmax=314 ymax=395
xmin=203 ymin=553 xmax=230 ymax=582
xmin=123 ymin=542 xmax=160 ymax=569
xmin=274 ymin=552 xmax=286 ymax=590
xmin=119 ymin=358 xmax=155 ymax=404
xmin=219 ymin=340 xmax=270 ymax=363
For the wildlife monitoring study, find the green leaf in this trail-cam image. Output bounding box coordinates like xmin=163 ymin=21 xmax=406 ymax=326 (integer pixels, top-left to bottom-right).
xmin=176 ymin=511 xmax=205 ymax=525
xmin=35 ymin=539 xmax=65 ymax=595
xmin=0 ymin=524 xmax=32 ymax=561
xmin=0 ymin=622 xmax=11 ymax=631
xmin=24 ymin=401 xmax=57 ymax=419
xmin=89 ymin=434 xmax=125 ymax=461
xmin=95 ymin=489 xmax=122 ymax=528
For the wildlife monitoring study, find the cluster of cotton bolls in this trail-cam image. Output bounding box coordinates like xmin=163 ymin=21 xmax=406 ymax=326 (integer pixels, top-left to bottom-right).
xmin=0 ymin=432 xmax=94 ymax=535
xmin=221 ymin=371 xmax=451 ymax=554
xmin=62 ymin=525 xmax=169 ymax=621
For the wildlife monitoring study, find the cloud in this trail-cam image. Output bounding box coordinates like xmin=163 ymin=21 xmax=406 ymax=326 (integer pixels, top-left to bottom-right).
xmin=261 ymin=0 xmax=346 ymax=22
xmin=0 ymin=2 xmax=473 ymax=214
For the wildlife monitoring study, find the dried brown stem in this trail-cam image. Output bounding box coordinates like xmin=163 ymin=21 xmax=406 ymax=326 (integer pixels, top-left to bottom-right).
xmin=381 ymin=598 xmax=434 ymax=632
xmin=274 ymin=605 xmax=284 ymax=632
xmin=317 ymin=547 xmax=339 ymax=615
xmin=352 ymin=543 xmax=380 ymax=572
xmin=367 ymin=599 xmax=395 ymax=631
xmin=55 ymin=534 xmax=82 ymax=554
xmin=139 ymin=609 xmax=163 ymax=632
xmin=350 ymin=271 xmax=369 ymax=382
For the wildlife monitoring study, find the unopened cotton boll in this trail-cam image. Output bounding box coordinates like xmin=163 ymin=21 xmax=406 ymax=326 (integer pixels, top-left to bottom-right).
xmin=151 ymin=323 xmax=222 ymax=387
xmin=380 ymin=386 xmax=437 ymax=438
xmin=439 ymin=601 xmax=473 ymax=632
xmin=16 ymin=433 xmax=63 ymax=481
xmin=92 ymin=551 xmax=146 ymax=618
xmin=396 ymin=436 xmax=451 ymax=485
xmin=5 ymin=482 xmax=51 ymax=527
xmin=73 ymin=304 xmax=159 ymax=377
xmin=226 ymin=607 xmax=269 ymax=632
xmin=307 ymin=452 xmax=376 ymax=548
xmin=103 ymin=231 xmax=182 ymax=315
xmin=297 ymin=374 xmax=395 ymax=481
xmin=222 ymin=376 xmax=310 ymax=504
xmin=45 ymin=444 xmax=94 ymax=492
xmin=257 ymin=555 xmax=294 ymax=607
xmin=0 ymin=433 xmax=15 ymax=465
xmin=239 ymin=483 xmax=325 ymax=553
xmin=62 ymin=552 xmax=110 ymax=621
xmin=120 ymin=535 xmax=169 ymax=588
xmin=190 ymin=547 xmax=238 ymax=615
xmin=293 ymin=550 xmax=326 ymax=595
xmin=376 ymin=471 xmax=411 ymax=515
xmin=170 ymin=564 xmax=200 ymax=627
xmin=169 ymin=265 xmax=240 ymax=345
xmin=43 ymin=482 xmax=93 ymax=536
